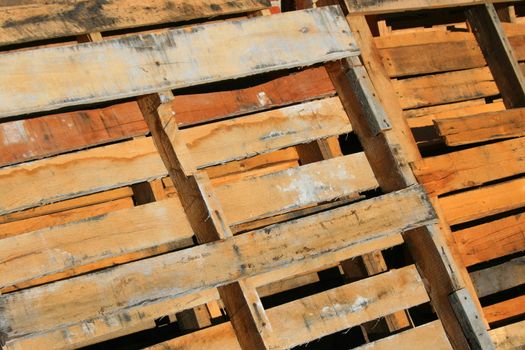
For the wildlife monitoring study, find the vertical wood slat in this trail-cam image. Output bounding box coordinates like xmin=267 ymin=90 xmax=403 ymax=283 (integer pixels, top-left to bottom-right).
xmin=137 ymin=91 xmax=275 ymax=350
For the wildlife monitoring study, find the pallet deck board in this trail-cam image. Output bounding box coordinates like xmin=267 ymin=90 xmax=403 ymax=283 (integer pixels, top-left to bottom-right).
xmin=0 ymin=7 xmax=358 ymax=119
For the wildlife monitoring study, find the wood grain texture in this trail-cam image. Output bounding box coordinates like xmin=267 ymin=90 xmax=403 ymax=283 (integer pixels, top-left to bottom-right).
xmin=0 ymin=198 xmax=194 ymax=291
xmin=484 ymin=294 xmax=525 ymax=324
xmin=181 ymin=97 xmax=352 ymax=168
xmin=269 ymin=266 xmax=428 ymax=349
xmin=0 ymin=7 xmax=357 ymax=118
xmin=435 ymin=108 xmax=525 ymax=146
xmin=456 ymin=214 xmax=525 ymax=266
xmin=489 ymin=320 xmax=525 ymax=349
xmin=471 ymin=257 xmax=525 ymax=298
xmin=0 ymin=137 xmax=166 ymax=215
xmin=440 ymin=177 xmax=525 ymax=225
xmin=0 ymin=186 xmax=435 ymax=349
xmin=413 ymin=137 xmax=525 ymax=196
xmin=0 ymin=0 xmax=271 ymax=46
xmin=214 ymin=153 xmax=377 ymax=225
xmin=354 ymin=321 xmax=452 ymax=350
xmin=393 ymin=67 xmax=499 ymax=110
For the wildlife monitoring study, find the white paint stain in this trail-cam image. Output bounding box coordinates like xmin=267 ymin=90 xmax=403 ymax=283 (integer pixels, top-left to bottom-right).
xmin=81 ymin=321 xmax=96 ymax=335
xmin=1 ymin=120 xmax=28 ymax=145
xmin=257 ymin=91 xmax=271 ymax=106
xmin=277 ymin=172 xmax=332 ymax=207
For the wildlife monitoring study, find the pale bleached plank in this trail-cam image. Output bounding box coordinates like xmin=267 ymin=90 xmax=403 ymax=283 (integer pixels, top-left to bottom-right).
xmin=0 ymin=186 xmax=435 ymax=350
xmin=215 ymin=153 xmax=377 ymax=225
xmin=0 ymin=137 xmax=166 ymax=215
xmin=0 ymin=198 xmax=194 ymax=291
xmin=490 ymin=320 xmax=525 ymax=349
xmin=353 ymin=320 xmax=452 ymax=350
xmin=0 ymin=7 xmax=357 ymax=119
xmin=182 ymin=97 xmax=352 ymax=169
xmin=471 ymin=257 xmax=525 ymax=298
xmin=268 ymin=266 xmax=428 ymax=349
xmin=0 ymin=0 xmax=271 ymax=46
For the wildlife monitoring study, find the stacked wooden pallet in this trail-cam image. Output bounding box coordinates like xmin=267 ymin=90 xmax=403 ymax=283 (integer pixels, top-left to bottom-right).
xmin=323 ymin=0 xmax=525 ymax=348
xmin=0 ymin=1 xmax=487 ymax=350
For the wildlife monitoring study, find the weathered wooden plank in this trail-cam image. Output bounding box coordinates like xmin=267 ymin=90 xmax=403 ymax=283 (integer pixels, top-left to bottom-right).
xmin=404 ymin=98 xmax=487 ymax=119
xmin=0 ymin=198 xmax=194 ymax=291
xmin=489 ymin=320 xmax=525 ymax=350
xmin=0 ymin=186 xmax=435 ymax=349
xmin=269 ymin=266 xmax=428 ymax=349
xmin=471 ymin=257 xmax=525 ymax=298
xmin=0 ymin=137 xmax=166 ymax=215
xmin=440 ymin=177 xmax=525 ymax=225
xmin=413 ymin=137 xmax=525 ymax=196
xmin=435 ymin=108 xmax=525 ymax=146
xmin=0 ymin=7 xmax=357 ymax=119
xmin=0 ymin=0 xmax=271 ymax=46
xmin=344 ymin=0 xmax=518 ymax=15
xmin=353 ymin=321 xmax=452 ymax=350
xmin=393 ymin=67 xmax=499 ymax=110
xmin=456 ymin=214 xmax=525 ymax=267
xmin=484 ymin=295 xmax=525 ymax=324
xmin=215 ymin=153 xmax=377 ymax=225
xmin=182 ymin=97 xmax=352 ymax=168
xmin=467 ymin=3 xmax=525 ymax=108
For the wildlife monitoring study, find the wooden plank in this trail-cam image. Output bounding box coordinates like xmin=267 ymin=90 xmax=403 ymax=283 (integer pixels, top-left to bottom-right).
xmin=484 ymin=295 xmax=525 ymax=324
xmin=214 ymin=153 xmax=377 ymax=225
xmin=0 ymin=137 xmax=166 ymax=215
xmin=0 ymin=197 xmax=194 ymax=291
xmin=467 ymin=3 xmax=525 ymax=108
xmin=344 ymin=0 xmax=518 ymax=15
xmin=471 ymin=257 xmax=525 ymax=298
xmin=353 ymin=321 xmax=452 ymax=350
xmin=440 ymin=177 xmax=525 ymax=225
xmin=0 ymin=197 xmax=134 ymax=240
xmin=181 ymin=97 xmax=352 ymax=168
xmin=0 ymin=0 xmax=271 ymax=46
xmin=404 ymin=99 xmax=487 ymax=119
xmin=0 ymin=187 xmax=133 ymax=224
xmin=456 ymin=214 xmax=525 ymax=267
xmin=413 ymin=137 xmax=525 ymax=196
xmin=269 ymin=266 xmax=428 ymax=349
xmin=393 ymin=67 xmax=499 ymax=110
xmin=435 ymin=108 xmax=525 ymax=146
xmin=0 ymin=186 xmax=435 ymax=349
xmin=489 ymin=320 xmax=525 ymax=350
xmin=0 ymin=7 xmax=357 ymax=119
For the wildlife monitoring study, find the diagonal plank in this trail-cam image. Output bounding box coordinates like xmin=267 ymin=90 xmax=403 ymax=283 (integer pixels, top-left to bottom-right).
xmin=0 ymin=6 xmax=358 ymax=119
xmin=0 ymin=186 xmax=435 ymax=349
xmin=0 ymin=0 xmax=271 ymax=46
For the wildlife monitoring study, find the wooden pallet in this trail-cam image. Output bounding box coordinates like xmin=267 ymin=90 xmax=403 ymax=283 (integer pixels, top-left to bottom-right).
xmin=323 ymin=0 xmax=525 ymax=349
xmin=0 ymin=1 xmax=488 ymax=350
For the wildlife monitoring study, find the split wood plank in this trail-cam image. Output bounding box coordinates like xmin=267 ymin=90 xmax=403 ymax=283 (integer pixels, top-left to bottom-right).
xmin=404 ymin=98 xmax=488 ymax=119
xmin=344 ymin=0 xmax=518 ymax=15
xmin=456 ymin=214 xmax=525 ymax=267
xmin=0 ymin=187 xmax=133 ymax=224
xmin=471 ymin=257 xmax=525 ymax=298
xmin=215 ymin=153 xmax=377 ymax=226
xmin=181 ymin=97 xmax=352 ymax=169
xmin=0 ymin=197 xmax=194 ymax=291
xmin=0 ymin=197 xmax=134 ymax=240
xmin=435 ymin=108 xmax=525 ymax=146
xmin=0 ymin=0 xmax=271 ymax=46
xmin=0 ymin=7 xmax=357 ymax=119
xmin=440 ymin=177 xmax=525 ymax=226
xmin=0 ymin=137 xmax=166 ymax=215
xmin=392 ymin=67 xmax=499 ymax=110
xmin=484 ymin=294 xmax=525 ymax=324
xmin=269 ymin=265 xmax=428 ymax=349
xmin=413 ymin=137 xmax=525 ymax=196
xmin=353 ymin=320 xmax=452 ymax=350
xmin=0 ymin=186 xmax=435 ymax=350
xmin=467 ymin=3 xmax=525 ymax=108
xmin=489 ymin=319 xmax=525 ymax=349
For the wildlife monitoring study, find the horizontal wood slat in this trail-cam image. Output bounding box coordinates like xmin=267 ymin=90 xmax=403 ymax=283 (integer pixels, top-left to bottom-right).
xmin=413 ymin=137 xmax=525 ymax=196
xmin=0 ymin=186 xmax=435 ymax=349
xmin=489 ymin=319 xmax=525 ymax=349
xmin=0 ymin=7 xmax=357 ymax=119
xmin=484 ymin=294 xmax=525 ymax=324
xmin=435 ymin=109 xmax=525 ymax=146
xmin=0 ymin=0 xmax=272 ymax=46
xmin=471 ymin=257 xmax=525 ymax=298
